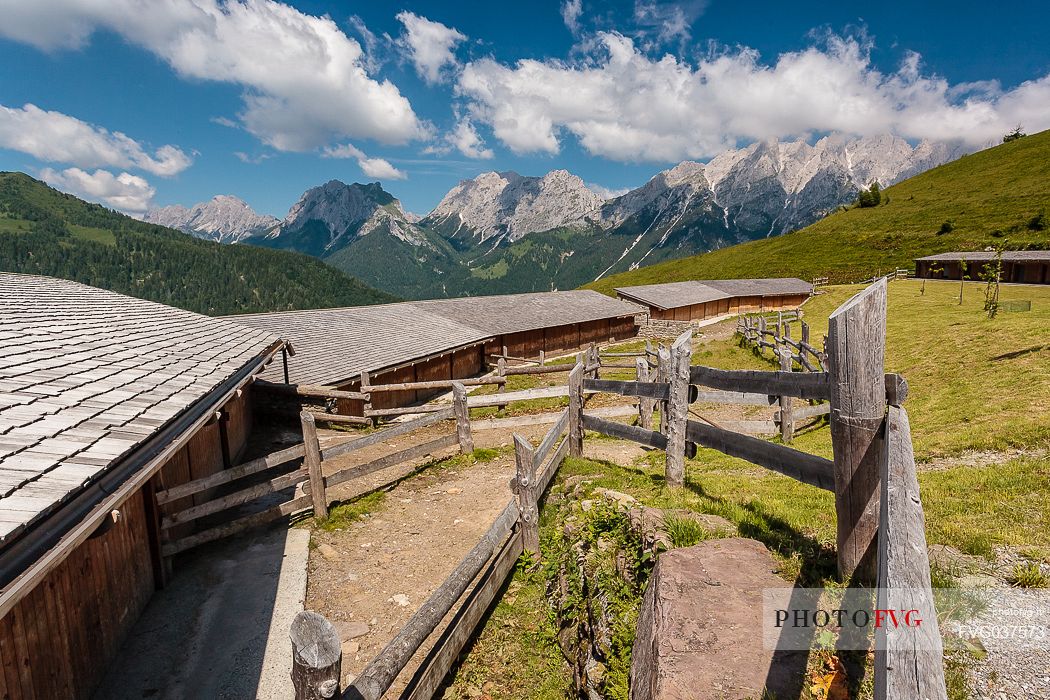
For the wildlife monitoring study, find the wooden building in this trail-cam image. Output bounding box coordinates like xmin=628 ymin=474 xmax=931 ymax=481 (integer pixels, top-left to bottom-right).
xmin=614 ymin=278 xmax=813 ymax=322
xmin=0 ymin=273 xmax=284 ymax=699
xmin=229 ymin=290 xmax=642 ymax=412
xmin=915 ymin=251 xmax=1050 ymax=285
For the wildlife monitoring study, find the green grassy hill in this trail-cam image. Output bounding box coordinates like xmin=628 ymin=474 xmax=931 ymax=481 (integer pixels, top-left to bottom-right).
xmin=0 ymin=172 xmax=398 ymax=315
xmin=586 ymin=130 xmax=1050 ymax=295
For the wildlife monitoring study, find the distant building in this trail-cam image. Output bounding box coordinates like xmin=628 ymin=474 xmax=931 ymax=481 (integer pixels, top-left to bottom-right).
xmin=914 ymin=251 xmax=1050 ymax=284
xmin=614 ymin=278 xmax=813 ymax=322
xmin=229 ymin=290 xmax=643 ymax=412
xmin=0 ymin=273 xmax=285 ymax=699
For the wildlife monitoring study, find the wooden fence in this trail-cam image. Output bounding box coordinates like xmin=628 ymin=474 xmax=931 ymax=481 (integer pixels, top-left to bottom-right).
xmin=578 ymin=279 xmax=946 ymax=699
xmin=737 ymin=313 xmax=827 ymax=372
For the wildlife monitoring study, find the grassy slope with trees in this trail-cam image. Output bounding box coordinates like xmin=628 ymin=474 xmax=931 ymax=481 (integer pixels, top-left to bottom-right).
xmin=585 ymin=130 xmax=1050 ymax=295
xmin=0 ymin=172 xmax=398 ymax=315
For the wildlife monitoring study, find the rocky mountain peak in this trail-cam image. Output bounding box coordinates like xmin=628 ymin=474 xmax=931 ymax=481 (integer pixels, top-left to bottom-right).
xmin=141 ymin=194 xmax=277 ymax=243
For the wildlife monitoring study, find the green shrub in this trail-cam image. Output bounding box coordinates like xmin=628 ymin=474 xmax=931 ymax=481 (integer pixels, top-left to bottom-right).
xmin=1007 ymin=562 xmax=1049 ymax=588
xmin=938 ymin=220 xmax=956 ymax=235
xmin=663 ymin=513 xmax=709 ymax=548
xmin=1027 ymin=210 xmax=1047 ymax=231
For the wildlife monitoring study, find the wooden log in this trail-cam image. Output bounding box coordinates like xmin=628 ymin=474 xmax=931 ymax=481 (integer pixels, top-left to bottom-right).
xmin=155 ymin=442 xmax=306 ymax=505
xmin=535 ymin=435 xmax=569 ymax=496
xmin=692 ymin=390 xmax=776 ymax=406
xmin=874 ymin=406 xmax=947 ymax=700
xmin=502 ymin=364 xmax=570 ymax=376
xmin=779 ymin=350 xmax=795 ymax=443
xmin=513 ymin=435 xmax=540 ymax=555
xmin=400 ymin=530 xmax=524 ymax=700
xmin=301 ymin=412 xmax=328 ymax=519
xmin=162 ymin=494 xmax=311 ymax=556
xmin=161 ymin=468 xmax=309 ymax=529
xmin=775 ymin=402 xmax=830 ymax=422
xmin=568 ymin=363 xmax=585 ymax=458
xmin=827 ymin=278 xmax=887 ymax=583
xmin=636 ymin=358 xmax=653 ymax=429
xmin=689 ymin=366 xmax=830 ymax=400
xmin=534 ymin=408 xmax=569 ymax=469
xmin=685 ymin=421 xmax=835 ymax=491
xmin=364 ymin=404 xmax=447 ymax=417
xmin=308 ymin=412 xmax=371 ymax=425
xmin=347 ymin=501 xmax=519 ymax=700
xmin=325 ymin=434 xmax=459 ymax=491
xmin=364 ymin=376 xmax=506 ymax=392
xmin=255 ymin=379 xmax=369 ymax=401
xmin=290 ymin=611 xmax=341 ymax=700
xmin=584 ymin=378 xmax=670 ymax=401
xmin=583 ymin=413 xmax=668 ymax=451
xmin=452 ymin=383 xmax=473 ymax=454
xmin=496 ymin=356 xmax=507 ymax=411
xmin=471 ymin=404 xmax=638 ymax=432
xmin=467 ymin=385 xmax=574 ymax=408
xmin=665 ymin=330 xmax=692 ymax=487
xmin=321 ymin=408 xmax=454 ymax=461
xmin=360 ymin=371 xmax=376 ymax=428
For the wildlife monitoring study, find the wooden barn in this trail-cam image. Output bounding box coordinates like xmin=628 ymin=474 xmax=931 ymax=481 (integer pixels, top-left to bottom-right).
xmin=915 ymin=251 xmax=1050 ymax=284
xmin=229 ymin=290 xmax=642 ymax=413
xmin=0 ymin=273 xmax=285 ymax=699
xmin=614 ymin=278 xmax=813 ymax=321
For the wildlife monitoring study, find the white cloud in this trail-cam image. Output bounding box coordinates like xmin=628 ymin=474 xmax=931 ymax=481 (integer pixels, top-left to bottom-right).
xmin=0 ymin=103 xmax=192 ymax=176
xmin=457 ymin=33 xmax=1050 ymax=162
xmin=0 ymin=0 xmax=426 ymax=151
xmin=586 ymin=182 xmax=630 ymax=199
xmin=234 ymin=151 xmax=273 ymax=164
xmin=450 ymin=120 xmax=495 ymax=159
xmin=40 ymin=167 xmax=155 ymax=213
xmin=561 ymin=0 xmax=583 ymax=34
xmin=395 ymin=11 xmax=467 ymax=85
xmin=321 ymin=143 xmax=406 ymax=180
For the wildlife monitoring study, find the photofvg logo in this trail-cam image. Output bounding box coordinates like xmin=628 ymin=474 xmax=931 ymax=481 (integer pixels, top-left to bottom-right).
xmin=761 ymin=587 xmax=1050 ymax=652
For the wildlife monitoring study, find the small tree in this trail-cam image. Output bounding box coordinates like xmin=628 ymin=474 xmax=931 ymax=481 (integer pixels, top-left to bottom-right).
xmin=1002 ymin=125 xmax=1027 ymax=143
xmin=981 ymin=244 xmax=1006 ymax=318
xmin=920 ymin=263 xmax=942 ymax=296
xmin=856 ymin=181 xmax=882 ymax=208
xmin=958 ymin=257 xmax=968 ymax=305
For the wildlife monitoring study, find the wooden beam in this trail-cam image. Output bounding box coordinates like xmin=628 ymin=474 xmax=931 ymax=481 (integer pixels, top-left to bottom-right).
xmin=665 ymin=330 xmax=692 ymax=487
xmin=347 ymin=501 xmax=520 ymax=700
xmin=308 ymin=412 xmax=371 ymax=425
xmin=155 ymin=442 xmax=306 ymax=505
xmin=254 ymin=379 xmax=368 ymax=402
xmin=513 ymin=436 xmax=540 ymax=555
xmin=533 ymin=408 xmax=569 ymax=470
xmin=161 ymin=468 xmax=309 ymax=529
xmin=364 ymin=377 xmax=505 ymax=392
xmin=301 ymin=412 xmax=327 ymax=520
xmin=568 ymin=362 xmax=585 ymax=458
xmin=685 ymin=420 xmax=835 ymax=491
xmin=827 ymin=278 xmax=887 ymax=583
xmin=451 ymin=383 xmax=474 ymax=454
xmin=689 ymin=366 xmax=831 ymax=400
xmin=582 ymin=413 xmax=668 ymax=451
xmin=162 ymin=494 xmax=311 ymax=556
xmin=779 ymin=350 xmax=795 ymax=443
xmin=692 ymin=390 xmax=776 ymax=406
xmin=636 ymin=358 xmax=653 ymax=429
xmin=324 ymin=434 xmax=459 ymax=491
xmin=874 ymin=406 xmax=947 ymax=700
xmin=321 ymin=408 xmax=454 ymax=461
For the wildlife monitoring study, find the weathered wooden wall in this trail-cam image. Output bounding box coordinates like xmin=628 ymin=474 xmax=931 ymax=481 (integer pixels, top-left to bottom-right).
xmin=651 ymin=294 xmax=804 ymax=321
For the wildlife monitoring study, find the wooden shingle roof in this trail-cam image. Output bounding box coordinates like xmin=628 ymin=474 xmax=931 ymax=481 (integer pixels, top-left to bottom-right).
xmin=615 ymin=278 xmax=813 ymax=310
xmin=229 ymin=290 xmax=644 ymax=385
xmin=0 ymin=273 xmax=283 ymax=544
xmin=915 ymin=250 xmax=1050 ymax=263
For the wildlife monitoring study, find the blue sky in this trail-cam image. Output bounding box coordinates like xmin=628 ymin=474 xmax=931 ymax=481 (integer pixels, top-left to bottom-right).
xmin=0 ymin=0 xmax=1048 ymax=218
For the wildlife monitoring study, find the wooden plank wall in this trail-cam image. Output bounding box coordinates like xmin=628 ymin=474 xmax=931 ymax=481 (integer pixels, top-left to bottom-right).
xmin=0 ymin=488 xmax=154 ymax=700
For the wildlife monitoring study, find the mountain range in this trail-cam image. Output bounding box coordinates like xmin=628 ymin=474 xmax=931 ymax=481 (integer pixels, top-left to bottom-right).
xmin=141 ymin=133 xmax=971 ymax=298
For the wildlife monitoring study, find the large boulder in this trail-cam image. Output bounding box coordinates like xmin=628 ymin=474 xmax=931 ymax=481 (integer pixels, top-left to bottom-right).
xmin=629 ymin=538 xmax=807 ymax=700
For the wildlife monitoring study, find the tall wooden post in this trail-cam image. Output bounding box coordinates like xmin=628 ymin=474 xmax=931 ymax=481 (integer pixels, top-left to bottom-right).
xmin=664 ymin=330 xmax=692 ymax=488
xmin=656 ymin=346 xmax=671 ymax=435
xmin=496 ymin=357 xmax=507 ymax=412
xmin=451 ymin=382 xmax=473 ymax=454
xmin=589 ymin=345 xmax=600 ymax=379
xmin=360 ymin=371 xmax=376 ymax=427
xmin=539 ymin=349 xmax=545 ymax=365
xmin=635 ymin=357 xmax=653 ymax=429
xmin=300 ymin=411 xmax=328 ymax=519
xmin=290 ymin=611 xmax=341 ymax=700
xmin=779 ymin=349 xmax=795 ymax=443
xmin=827 ymin=279 xmax=887 ymax=583
xmin=567 ymin=362 xmax=584 ymax=458
xmin=513 ymin=435 xmax=540 ymax=555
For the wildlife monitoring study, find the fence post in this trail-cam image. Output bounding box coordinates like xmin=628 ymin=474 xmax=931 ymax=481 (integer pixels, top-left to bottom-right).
xmin=635 ymin=358 xmax=653 ymax=429
xmin=589 ymin=344 xmax=600 ymax=379
xmin=496 ymin=356 xmax=507 ymax=411
xmin=300 ymin=411 xmax=328 ymax=519
xmin=656 ymin=346 xmax=671 ymax=435
xmin=779 ymin=349 xmax=794 ymax=443
xmin=665 ymin=330 xmax=692 ymax=488
xmin=451 ymin=382 xmax=473 ymax=454
xmin=360 ymin=371 xmax=376 ymax=427
xmin=513 ymin=435 xmax=540 ymax=556
xmin=290 ymin=610 xmax=341 ymax=700
xmin=568 ymin=362 xmax=585 ymax=458
xmin=827 ymin=279 xmax=887 ymax=583
xmin=539 ymin=349 xmax=545 ymax=365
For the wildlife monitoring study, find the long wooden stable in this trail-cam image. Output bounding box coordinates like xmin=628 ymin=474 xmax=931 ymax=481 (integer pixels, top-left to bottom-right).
xmin=915 ymin=250 xmax=1050 ymax=284
xmin=0 ymin=274 xmax=284 ymax=700
xmin=615 ymin=278 xmax=814 ymax=323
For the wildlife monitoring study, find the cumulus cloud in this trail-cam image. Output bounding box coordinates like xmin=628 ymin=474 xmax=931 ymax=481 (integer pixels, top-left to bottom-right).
xmin=0 ymin=103 xmax=192 ymax=176
xmin=586 ymin=182 xmax=630 ymax=199
xmin=456 ymin=32 xmax=1050 ymax=162
xmin=561 ymin=0 xmax=583 ymax=34
xmin=421 ymin=119 xmax=495 ymax=159
xmin=395 ymin=11 xmax=467 ymax=85
xmin=321 ymin=143 xmax=406 ymax=180
xmin=0 ymin=0 xmax=426 ymax=151
xmin=40 ymin=167 xmax=156 ymax=213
